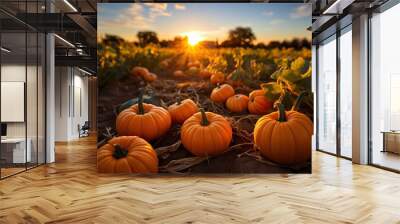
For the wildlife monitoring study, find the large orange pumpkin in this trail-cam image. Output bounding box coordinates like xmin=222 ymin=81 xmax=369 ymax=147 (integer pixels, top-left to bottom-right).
xmin=210 ymin=83 xmax=235 ymax=103
xmin=248 ymin=89 xmax=273 ymax=115
xmin=226 ymin=94 xmax=249 ymax=113
xmin=97 ymin=136 xmax=158 ymax=173
xmin=131 ymin=66 xmax=148 ymax=77
xmin=116 ymin=92 xmax=171 ymax=141
xmin=181 ymin=109 xmax=232 ymax=156
xmin=168 ymin=98 xmax=199 ymax=124
xmin=210 ymin=72 xmax=225 ymax=85
xmin=253 ymin=104 xmax=313 ymax=165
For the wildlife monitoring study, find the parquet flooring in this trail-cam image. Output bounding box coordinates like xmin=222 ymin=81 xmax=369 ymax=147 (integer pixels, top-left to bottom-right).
xmin=0 ymin=136 xmax=400 ymax=223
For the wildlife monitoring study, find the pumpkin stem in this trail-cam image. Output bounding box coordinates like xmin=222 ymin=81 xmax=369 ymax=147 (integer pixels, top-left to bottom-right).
xmin=277 ymin=103 xmax=287 ymax=122
xmin=112 ymin=144 xmax=128 ymax=159
xmin=200 ymin=108 xmax=209 ymax=126
xmin=177 ymin=90 xmax=182 ymax=105
xmin=216 ymin=83 xmax=221 ymax=88
xmin=291 ymin=91 xmax=308 ymax=111
xmin=138 ymin=90 xmax=145 ymax=114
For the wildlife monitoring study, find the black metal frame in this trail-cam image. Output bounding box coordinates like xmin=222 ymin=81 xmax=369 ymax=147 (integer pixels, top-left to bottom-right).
xmin=314 ymin=21 xmax=353 ymax=161
xmin=367 ymin=1 xmax=400 ymax=173
xmin=0 ymin=0 xmax=47 ymax=180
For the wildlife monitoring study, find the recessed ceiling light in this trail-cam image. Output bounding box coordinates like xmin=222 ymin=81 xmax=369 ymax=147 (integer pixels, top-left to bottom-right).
xmin=54 ymin=34 xmax=75 ymax=48
xmin=63 ymin=0 xmax=78 ymax=12
xmin=1 ymin=47 xmax=11 ymax=53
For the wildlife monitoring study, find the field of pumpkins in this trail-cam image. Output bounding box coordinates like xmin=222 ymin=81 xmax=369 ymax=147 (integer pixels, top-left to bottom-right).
xmin=98 ymin=42 xmax=313 ymax=174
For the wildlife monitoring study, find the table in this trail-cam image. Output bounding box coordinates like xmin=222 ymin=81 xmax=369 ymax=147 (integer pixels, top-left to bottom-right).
xmin=381 ymin=131 xmax=400 ymax=154
xmin=1 ymin=138 xmax=31 ymax=163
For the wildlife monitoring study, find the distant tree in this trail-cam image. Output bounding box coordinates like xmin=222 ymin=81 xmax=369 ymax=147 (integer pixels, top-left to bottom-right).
xmin=290 ymin=38 xmax=302 ymax=50
xmin=255 ymin=42 xmax=267 ymax=49
xmin=137 ymin=31 xmax=159 ymax=47
xmin=102 ymin=34 xmax=125 ymax=47
xmin=171 ymin=36 xmax=188 ymax=48
xmin=301 ymin=38 xmax=311 ymax=49
xmin=227 ymin=27 xmax=256 ymax=48
xmin=266 ymin=41 xmax=281 ymax=49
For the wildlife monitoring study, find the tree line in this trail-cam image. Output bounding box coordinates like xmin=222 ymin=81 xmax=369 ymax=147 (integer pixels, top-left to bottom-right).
xmin=102 ymin=26 xmax=311 ymax=50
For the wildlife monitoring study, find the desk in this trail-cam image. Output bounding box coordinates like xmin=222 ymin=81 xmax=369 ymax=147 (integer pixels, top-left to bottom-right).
xmin=382 ymin=131 xmax=400 ymax=154
xmin=1 ymin=138 xmax=31 ymax=163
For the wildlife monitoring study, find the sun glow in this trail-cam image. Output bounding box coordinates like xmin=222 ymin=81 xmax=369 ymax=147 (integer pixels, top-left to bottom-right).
xmin=185 ymin=32 xmax=203 ymax=46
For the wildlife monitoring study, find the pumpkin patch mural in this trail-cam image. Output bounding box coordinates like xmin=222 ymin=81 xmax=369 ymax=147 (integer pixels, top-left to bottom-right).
xmin=97 ymin=3 xmax=313 ymax=173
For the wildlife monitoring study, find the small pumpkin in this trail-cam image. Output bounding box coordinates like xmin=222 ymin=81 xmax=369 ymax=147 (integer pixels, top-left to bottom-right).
xmin=199 ymin=70 xmax=213 ymax=79
xmin=187 ymin=66 xmax=200 ymax=76
xmin=210 ymin=83 xmax=235 ymax=103
xmin=168 ymin=97 xmax=199 ymax=124
xmin=97 ymin=136 xmax=158 ymax=173
xmin=131 ymin=66 xmax=149 ymax=77
xmin=248 ymin=89 xmax=273 ymax=115
xmin=181 ymin=109 xmax=232 ymax=156
xmin=142 ymin=72 xmax=157 ymax=82
xmin=116 ymin=91 xmax=171 ymax=141
xmin=253 ymin=101 xmax=313 ymax=165
xmin=173 ymin=70 xmax=186 ymax=78
xmin=226 ymin=94 xmax=249 ymax=113
xmin=210 ymin=72 xmax=225 ymax=85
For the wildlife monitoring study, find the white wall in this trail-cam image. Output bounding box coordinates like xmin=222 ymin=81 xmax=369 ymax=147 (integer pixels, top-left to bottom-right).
xmin=54 ymin=67 xmax=89 ymax=141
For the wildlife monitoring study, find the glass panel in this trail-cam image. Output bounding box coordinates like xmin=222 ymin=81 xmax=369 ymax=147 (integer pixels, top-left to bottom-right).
xmin=339 ymin=27 xmax=352 ymax=158
xmin=38 ymin=32 xmax=45 ymax=165
xmin=371 ymin=4 xmax=400 ymax=171
xmin=1 ymin=30 xmax=27 ymax=177
xmin=317 ymin=35 xmax=337 ymax=154
xmin=27 ymin=30 xmax=38 ymax=169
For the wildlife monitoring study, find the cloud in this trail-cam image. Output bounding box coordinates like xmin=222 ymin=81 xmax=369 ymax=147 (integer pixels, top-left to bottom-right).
xmin=262 ymin=11 xmax=274 ymax=16
xmin=269 ymin=19 xmax=284 ymax=25
xmin=174 ymin=3 xmax=186 ymax=10
xmin=99 ymin=3 xmax=171 ymax=34
xmin=290 ymin=5 xmax=311 ymax=19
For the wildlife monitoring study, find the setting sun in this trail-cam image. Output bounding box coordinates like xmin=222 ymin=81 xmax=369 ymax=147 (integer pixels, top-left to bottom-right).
xmin=185 ymin=32 xmax=203 ymax=46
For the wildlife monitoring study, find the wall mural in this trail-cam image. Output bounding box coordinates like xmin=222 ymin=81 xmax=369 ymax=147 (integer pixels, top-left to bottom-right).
xmin=97 ymin=3 xmax=313 ymax=174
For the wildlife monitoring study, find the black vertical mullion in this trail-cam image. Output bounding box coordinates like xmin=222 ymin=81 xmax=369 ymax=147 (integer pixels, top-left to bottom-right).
xmin=367 ymin=11 xmax=373 ymax=165
xmin=336 ymin=28 xmax=341 ymax=157
xmin=25 ymin=0 xmax=28 ymax=171
xmin=315 ymin=45 xmax=319 ymax=151
xmin=0 ymin=23 xmax=2 ymax=179
xmin=36 ymin=0 xmax=39 ymax=167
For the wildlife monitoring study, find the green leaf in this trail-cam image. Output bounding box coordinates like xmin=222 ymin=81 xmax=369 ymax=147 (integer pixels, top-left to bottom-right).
xmin=260 ymin=82 xmax=282 ymax=101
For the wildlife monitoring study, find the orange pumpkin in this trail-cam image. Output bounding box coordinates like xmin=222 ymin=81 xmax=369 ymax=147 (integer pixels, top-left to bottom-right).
xmin=199 ymin=70 xmax=213 ymax=79
xmin=188 ymin=61 xmax=201 ymax=68
xmin=116 ymin=92 xmax=171 ymax=141
xmin=187 ymin=66 xmax=200 ymax=76
xmin=210 ymin=83 xmax=235 ymax=103
xmin=143 ymin=72 xmax=157 ymax=82
xmin=248 ymin=89 xmax=273 ymax=115
xmin=97 ymin=136 xmax=158 ymax=173
xmin=181 ymin=109 xmax=232 ymax=156
xmin=210 ymin=72 xmax=225 ymax=85
xmin=131 ymin=66 xmax=149 ymax=77
xmin=168 ymin=98 xmax=199 ymax=124
xmin=173 ymin=70 xmax=186 ymax=78
xmin=226 ymin=94 xmax=249 ymax=113
xmin=253 ymin=104 xmax=313 ymax=165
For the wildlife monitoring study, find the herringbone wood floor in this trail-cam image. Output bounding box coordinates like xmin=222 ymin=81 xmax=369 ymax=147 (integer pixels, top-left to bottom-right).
xmin=0 ymin=136 xmax=400 ymax=224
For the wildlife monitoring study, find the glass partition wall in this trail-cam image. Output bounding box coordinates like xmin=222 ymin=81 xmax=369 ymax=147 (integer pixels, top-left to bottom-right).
xmin=0 ymin=2 xmax=46 ymax=179
xmin=370 ymin=3 xmax=400 ymax=171
xmin=316 ymin=25 xmax=353 ymax=159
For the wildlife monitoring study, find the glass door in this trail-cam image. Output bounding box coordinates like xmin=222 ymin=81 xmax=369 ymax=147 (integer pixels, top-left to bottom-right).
xmin=317 ymin=35 xmax=337 ymax=154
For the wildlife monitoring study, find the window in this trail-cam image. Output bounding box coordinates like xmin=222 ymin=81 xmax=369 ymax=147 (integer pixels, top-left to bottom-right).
xmin=370 ymin=3 xmax=400 ymax=171
xmin=317 ymin=35 xmax=337 ymax=154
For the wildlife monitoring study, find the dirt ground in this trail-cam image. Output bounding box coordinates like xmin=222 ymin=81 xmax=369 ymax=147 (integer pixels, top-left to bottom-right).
xmin=97 ymin=75 xmax=311 ymax=174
